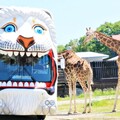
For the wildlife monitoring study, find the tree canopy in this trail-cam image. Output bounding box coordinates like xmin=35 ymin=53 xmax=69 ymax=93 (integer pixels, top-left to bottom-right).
xmin=57 ymin=21 xmax=120 ymax=57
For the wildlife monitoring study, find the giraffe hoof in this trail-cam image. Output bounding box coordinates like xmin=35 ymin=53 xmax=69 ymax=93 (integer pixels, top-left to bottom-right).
xmin=82 ymin=111 xmax=86 ymax=114
xmin=68 ymin=112 xmax=72 ymax=115
xmin=88 ymin=111 xmax=91 ymax=113
xmin=74 ymin=111 xmax=77 ymax=114
xmin=112 ymin=109 xmax=116 ymax=112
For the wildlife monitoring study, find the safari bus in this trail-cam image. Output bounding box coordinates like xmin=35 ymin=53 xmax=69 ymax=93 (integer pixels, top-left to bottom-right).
xmin=0 ymin=6 xmax=58 ymax=120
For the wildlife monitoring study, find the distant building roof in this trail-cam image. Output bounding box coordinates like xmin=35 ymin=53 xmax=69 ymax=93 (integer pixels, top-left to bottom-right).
xmin=107 ymin=56 xmax=118 ymax=61
xmin=76 ymin=52 xmax=109 ymax=62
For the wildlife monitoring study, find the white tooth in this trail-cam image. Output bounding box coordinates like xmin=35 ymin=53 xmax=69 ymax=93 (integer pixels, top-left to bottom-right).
xmin=45 ymin=51 xmax=49 ymax=55
xmin=0 ymin=50 xmax=2 ymax=53
xmin=35 ymin=82 xmax=39 ymax=87
xmin=2 ymin=82 xmax=6 ymax=86
xmin=7 ymin=51 xmax=13 ymax=57
xmin=20 ymin=52 xmax=25 ymax=57
xmin=2 ymin=51 xmax=7 ymax=55
xmin=7 ymin=81 xmax=12 ymax=86
xmin=42 ymin=83 xmax=46 ymax=87
xmin=38 ymin=53 xmax=43 ymax=57
xmin=19 ymin=82 xmax=23 ymax=87
xmin=0 ymin=82 xmax=2 ymax=86
xmin=26 ymin=52 xmax=31 ymax=56
xmin=39 ymin=83 xmax=46 ymax=88
xmin=14 ymin=52 xmax=19 ymax=56
xmin=30 ymin=82 xmax=34 ymax=87
xmin=13 ymin=82 xmax=17 ymax=86
xmin=38 ymin=52 xmax=49 ymax=57
xmin=24 ymin=82 xmax=29 ymax=87
xmin=0 ymin=50 xmax=4 ymax=54
xmin=32 ymin=52 xmax=37 ymax=57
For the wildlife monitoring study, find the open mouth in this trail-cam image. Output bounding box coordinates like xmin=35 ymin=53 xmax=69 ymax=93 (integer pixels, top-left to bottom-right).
xmin=0 ymin=49 xmax=57 ymax=93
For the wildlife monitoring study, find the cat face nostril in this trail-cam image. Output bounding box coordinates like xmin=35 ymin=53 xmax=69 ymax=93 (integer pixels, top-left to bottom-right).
xmin=17 ymin=35 xmax=35 ymax=50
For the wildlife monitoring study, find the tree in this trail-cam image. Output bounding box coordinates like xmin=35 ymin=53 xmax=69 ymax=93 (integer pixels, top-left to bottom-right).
xmin=77 ymin=21 xmax=120 ymax=57
xmin=57 ymin=45 xmax=65 ymax=53
xmin=57 ymin=20 xmax=120 ymax=57
xmin=65 ymin=39 xmax=78 ymax=51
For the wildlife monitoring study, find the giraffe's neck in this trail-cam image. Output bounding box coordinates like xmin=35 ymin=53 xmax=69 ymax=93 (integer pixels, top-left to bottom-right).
xmin=94 ymin=31 xmax=120 ymax=54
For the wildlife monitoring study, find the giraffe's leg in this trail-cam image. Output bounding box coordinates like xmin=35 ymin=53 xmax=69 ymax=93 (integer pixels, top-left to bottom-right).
xmin=82 ymin=91 xmax=87 ymax=114
xmin=68 ymin=82 xmax=73 ymax=114
xmin=112 ymin=58 xmax=120 ymax=112
xmin=73 ymin=82 xmax=77 ymax=113
xmin=112 ymin=82 xmax=120 ymax=112
xmin=88 ymin=83 xmax=92 ymax=113
xmin=78 ymin=81 xmax=87 ymax=114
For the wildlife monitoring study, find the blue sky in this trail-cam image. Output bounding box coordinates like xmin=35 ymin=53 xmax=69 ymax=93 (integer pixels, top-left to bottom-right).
xmin=1 ymin=0 xmax=120 ymax=45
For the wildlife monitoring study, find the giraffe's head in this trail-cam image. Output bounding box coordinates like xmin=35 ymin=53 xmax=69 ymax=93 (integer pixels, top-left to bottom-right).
xmin=84 ymin=27 xmax=95 ymax=43
xmin=59 ymin=50 xmax=75 ymax=59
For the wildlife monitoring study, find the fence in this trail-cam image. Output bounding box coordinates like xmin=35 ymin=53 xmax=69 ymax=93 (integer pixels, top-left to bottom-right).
xmin=90 ymin=61 xmax=118 ymax=90
xmin=90 ymin=61 xmax=118 ymax=81
xmin=58 ymin=61 xmax=118 ymax=96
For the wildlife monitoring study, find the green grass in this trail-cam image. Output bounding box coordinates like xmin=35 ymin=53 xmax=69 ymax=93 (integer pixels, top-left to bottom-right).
xmin=57 ymin=88 xmax=116 ymax=101
xmin=58 ymin=98 xmax=120 ymax=117
xmin=57 ymin=88 xmax=120 ymax=118
xmin=93 ymin=88 xmax=116 ymax=96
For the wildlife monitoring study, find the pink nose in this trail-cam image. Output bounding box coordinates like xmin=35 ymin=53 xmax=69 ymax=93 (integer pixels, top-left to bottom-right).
xmin=17 ymin=35 xmax=35 ymax=50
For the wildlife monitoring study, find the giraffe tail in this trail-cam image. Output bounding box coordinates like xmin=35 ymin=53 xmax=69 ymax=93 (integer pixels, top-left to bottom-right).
xmin=90 ymin=79 xmax=94 ymax=85
xmin=89 ymin=68 xmax=94 ymax=85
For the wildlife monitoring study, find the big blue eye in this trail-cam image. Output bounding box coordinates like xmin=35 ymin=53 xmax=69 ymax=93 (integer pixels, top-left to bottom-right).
xmin=4 ymin=24 xmax=16 ymax=32
xmin=34 ymin=26 xmax=44 ymax=34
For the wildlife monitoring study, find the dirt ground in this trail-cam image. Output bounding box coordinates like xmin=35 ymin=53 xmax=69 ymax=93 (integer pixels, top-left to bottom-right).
xmin=46 ymin=111 xmax=120 ymax=120
xmin=0 ymin=111 xmax=120 ymax=120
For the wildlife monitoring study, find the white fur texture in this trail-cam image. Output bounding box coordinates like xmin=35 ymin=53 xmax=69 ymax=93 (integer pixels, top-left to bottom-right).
xmin=0 ymin=88 xmax=56 ymax=115
xmin=0 ymin=7 xmax=56 ymax=52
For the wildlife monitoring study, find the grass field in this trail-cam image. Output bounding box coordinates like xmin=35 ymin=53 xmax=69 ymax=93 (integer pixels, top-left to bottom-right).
xmin=57 ymin=88 xmax=120 ymax=118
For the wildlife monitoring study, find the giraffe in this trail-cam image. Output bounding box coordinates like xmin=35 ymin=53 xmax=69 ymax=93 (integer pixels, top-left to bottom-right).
xmin=84 ymin=27 xmax=120 ymax=112
xmin=59 ymin=50 xmax=93 ymax=114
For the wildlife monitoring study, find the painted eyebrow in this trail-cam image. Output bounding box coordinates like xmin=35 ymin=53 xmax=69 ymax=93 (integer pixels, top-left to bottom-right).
xmin=0 ymin=22 xmax=18 ymax=30
xmin=32 ymin=24 xmax=47 ymax=31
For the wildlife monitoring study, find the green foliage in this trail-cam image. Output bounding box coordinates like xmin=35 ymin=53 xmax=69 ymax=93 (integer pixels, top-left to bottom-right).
xmin=57 ymin=39 xmax=79 ymax=53
xmin=57 ymin=20 xmax=120 ymax=57
xmin=97 ymin=21 xmax=120 ymax=35
xmin=76 ymin=36 xmax=87 ymax=52
xmin=57 ymin=45 xmax=65 ymax=53
xmin=83 ymin=21 xmax=120 ymax=57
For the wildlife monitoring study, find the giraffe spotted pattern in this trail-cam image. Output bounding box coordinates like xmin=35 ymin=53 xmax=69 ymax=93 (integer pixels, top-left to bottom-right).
xmin=59 ymin=50 xmax=93 ymax=114
xmin=85 ymin=27 xmax=120 ymax=112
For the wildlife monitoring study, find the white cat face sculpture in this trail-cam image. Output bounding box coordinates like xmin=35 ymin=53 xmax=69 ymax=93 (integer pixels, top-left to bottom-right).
xmin=0 ymin=7 xmax=56 ymax=57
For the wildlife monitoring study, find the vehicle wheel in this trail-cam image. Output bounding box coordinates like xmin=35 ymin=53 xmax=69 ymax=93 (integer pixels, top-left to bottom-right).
xmin=37 ymin=115 xmax=46 ymax=120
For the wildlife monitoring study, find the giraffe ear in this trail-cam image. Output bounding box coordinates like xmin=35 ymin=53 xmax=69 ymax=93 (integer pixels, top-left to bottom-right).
xmin=89 ymin=27 xmax=91 ymax=30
